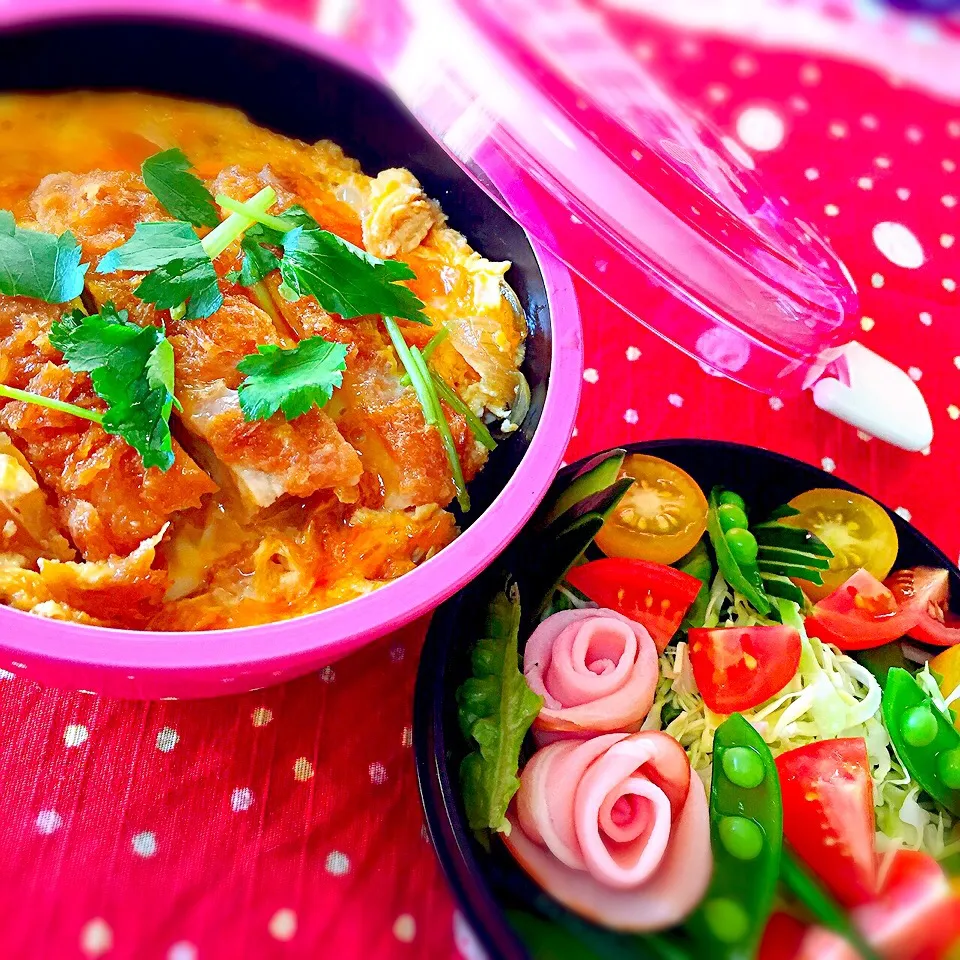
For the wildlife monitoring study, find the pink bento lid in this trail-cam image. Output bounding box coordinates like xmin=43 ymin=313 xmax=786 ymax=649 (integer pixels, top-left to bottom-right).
xmin=341 ymin=0 xmax=859 ymax=394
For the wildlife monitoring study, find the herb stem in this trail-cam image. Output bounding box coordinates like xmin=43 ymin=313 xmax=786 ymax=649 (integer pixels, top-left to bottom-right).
xmin=0 ymin=384 xmax=104 ymax=425
xmin=431 ymin=371 xmax=496 ymax=451
xmin=421 ymin=327 xmax=449 ymax=363
xmin=384 ymin=317 xmax=470 ymax=512
xmin=203 ymin=187 xmax=277 ymax=259
xmin=215 ymin=194 xmax=294 ymax=235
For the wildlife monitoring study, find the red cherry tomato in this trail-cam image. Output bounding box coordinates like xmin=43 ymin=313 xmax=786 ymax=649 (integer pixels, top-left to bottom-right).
xmin=853 ymin=850 xmax=960 ymax=960
xmin=565 ymin=558 xmax=701 ymax=653
xmin=776 ymin=739 xmax=878 ymax=908
xmin=686 ymin=625 xmax=801 ymax=713
xmin=887 ymin=567 xmax=960 ymax=648
xmin=758 ymin=915 xmax=860 ymax=960
xmin=806 ymin=569 xmax=922 ymax=651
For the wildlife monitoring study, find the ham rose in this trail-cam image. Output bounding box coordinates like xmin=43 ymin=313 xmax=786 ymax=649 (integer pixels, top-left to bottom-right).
xmin=524 ymin=608 xmax=659 ymax=742
xmin=503 ymin=731 xmax=712 ymax=931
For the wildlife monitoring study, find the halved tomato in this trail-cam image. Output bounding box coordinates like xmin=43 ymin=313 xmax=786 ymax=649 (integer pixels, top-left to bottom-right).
xmin=806 ymin=569 xmax=921 ymax=651
xmin=687 ymin=625 xmax=801 ymax=713
xmin=853 ymin=850 xmax=960 ymax=960
xmin=776 ymin=739 xmax=878 ymax=908
xmin=887 ymin=568 xmax=960 ymax=648
xmin=758 ymin=913 xmax=808 ymax=960
xmin=594 ymin=454 xmax=708 ymax=565
xmin=565 ymin=558 xmax=700 ymax=653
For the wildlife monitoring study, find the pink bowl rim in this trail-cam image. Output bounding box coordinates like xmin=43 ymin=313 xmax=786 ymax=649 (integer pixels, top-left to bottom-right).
xmin=0 ymin=0 xmax=583 ymax=674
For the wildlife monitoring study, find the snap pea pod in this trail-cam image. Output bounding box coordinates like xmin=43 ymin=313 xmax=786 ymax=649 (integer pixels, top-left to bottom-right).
xmin=759 ymin=573 xmax=806 ymax=607
xmin=677 ymin=540 xmax=713 ymax=629
xmin=706 ymin=488 xmax=771 ymax=615
xmin=883 ymin=668 xmax=960 ymax=816
xmin=780 ymin=848 xmax=880 ymax=960
xmin=755 ymin=507 xmax=834 ymax=586
xmin=688 ymin=713 xmax=782 ymax=959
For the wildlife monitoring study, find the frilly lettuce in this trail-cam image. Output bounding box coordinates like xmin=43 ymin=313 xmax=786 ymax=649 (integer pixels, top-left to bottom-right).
xmin=651 ymin=572 xmax=959 ymax=861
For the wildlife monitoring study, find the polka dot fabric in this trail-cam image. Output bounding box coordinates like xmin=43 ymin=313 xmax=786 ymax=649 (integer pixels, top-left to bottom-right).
xmin=1 ymin=1 xmax=960 ymax=957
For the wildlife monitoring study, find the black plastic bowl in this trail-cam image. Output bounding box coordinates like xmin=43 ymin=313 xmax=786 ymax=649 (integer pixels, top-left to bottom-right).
xmin=414 ymin=439 xmax=960 ymax=960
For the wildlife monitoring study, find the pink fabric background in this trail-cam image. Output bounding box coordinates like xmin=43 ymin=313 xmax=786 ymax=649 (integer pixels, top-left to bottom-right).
xmin=1 ymin=0 xmax=959 ymax=957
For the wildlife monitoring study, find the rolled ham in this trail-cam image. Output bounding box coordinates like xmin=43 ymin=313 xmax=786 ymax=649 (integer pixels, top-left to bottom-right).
xmin=504 ymin=731 xmax=712 ymax=932
xmin=524 ymin=608 xmax=660 ymax=742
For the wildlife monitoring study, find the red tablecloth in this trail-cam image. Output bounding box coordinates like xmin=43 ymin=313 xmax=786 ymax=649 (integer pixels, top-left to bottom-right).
xmin=2 ymin=1 xmax=960 ymax=958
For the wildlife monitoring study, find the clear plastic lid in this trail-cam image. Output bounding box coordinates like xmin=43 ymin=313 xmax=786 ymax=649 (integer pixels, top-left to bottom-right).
xmin=337 ymin=0 xmax=932 ymax=449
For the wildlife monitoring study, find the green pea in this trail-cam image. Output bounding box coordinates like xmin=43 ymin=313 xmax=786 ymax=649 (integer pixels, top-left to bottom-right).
xmin=719 ymin=816 xmax=764 ymax=861
xmin=703 ymin=898 xmax=749 ymax=944
xmin=719 ymin=491 xmax=747 ymax=512
xmin=938 ymin=749 xmax=960 ymax=790
xmin=717 ymin=502 xmax=749 ymax=533
xmin=722 ymin=747 xmax=765 ymax=789
xmin=902 ymin=705 xmax=939 ymax=748
xmin=725 ymin=527 xmax=759 ymax=565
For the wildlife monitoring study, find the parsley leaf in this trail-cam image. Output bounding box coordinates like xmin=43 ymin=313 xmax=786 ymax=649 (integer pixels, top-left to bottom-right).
xmin=277 ymin=206 xmax=428 ymax=323
xmin=0 ymin=211 xmax=88 ymax=303
xmin=225 ymin=223 xmax=283 ymax=288
xmin=236 ymin=335 xmax=348 ymax=422
xmin=141 ymin=148 xmax=219 ymax=228
xmin=97 ymin=222 xmax=222 ymax=320
xmin=49 ymin=303 xmax=178 ymax=470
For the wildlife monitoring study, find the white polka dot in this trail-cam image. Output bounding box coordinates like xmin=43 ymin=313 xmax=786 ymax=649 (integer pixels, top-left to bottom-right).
xmin=325 ymin=851 xmax=351 ymax=876
xmin=895 ymin=507 xmax=912 ymax=522
xmin=872 ymin=222 xmax=924 ymax=269
xmin=706 ymin=84 xmax=729 ymax=104
xmin=908 ymin=367 xmax=923 ymax=381
xmin=860 ymin=317 xmax=875 ymax=332
xmin=942 ymin=234 xmax=956 ymax=249
xmin=828 ymin=122 xmax=847 ymax=139
xmin=871 ymin=273 xmax=885 ymax=289
xmin=252 ymin=706 xmax=273 ymax=727
xmin=132 ymin=831 xmax=157 ymax=858
xmin=401 ymin=726 xmax=413 ymax=748
xmin=789 ymin=95 xmax=809 ymax=113
xmin=571 ymin=427 xmax=578 ymax=438
xmin=943 ymin=159 xmax=957 ymax=173
xmin=393 ymin=914 xmax=417 ymax=942
xmin=623 ymin=409 xmax=639 ymax=424
xmin=155 ymin=727 xmax=179 ymax=753
xmin=920 ymin=312 xmax=933 ymax=326
xmin=64 ymin=725 xmax=89 ymax=748
xmin=80 ymin=918 xmax=113 ymax=958
xmin=944 ymin=278 xmax=957 ymax=292
xmin=824 ymin=204 xmax=840 ymax=217
xmin=678 ymin=39 xmax=701 ymax=58
xmin=857 ymin=177 xmax=873 ymax=190
xmin=857 ymin=430 xmax=873 ymax=442
xmin=635 ymin=41 xmax=655 ymax=61
xmin=731 ymin=54 xmax=757 ymax=77
xmin=293 ymin=758 xmax=314 ymax=781
xmin=804 ymin=167 xmax=820 ymax=181
xmin=319 ymin=666 xmax=335 ymax=683
xmin=875 ymin=156 xmax=892 ymax=169
xmin=821 ymin=457 xmax=836 ymax=474
xmin=668 ymin=394 xmax=684 ymax=408
xmin=942 ymin=195 xmax=958 ymax=209
xmin=954 ymin=357 xmax=960 ymax=370
xmin=389 ymin=643 xmax=405 ymax=662
xmin=768 ymin=397 xmax=784 ymax=411
xmin=35 ymin=810 xmax=62 ymax=835
xmin=369 ymin=761 xmax=388 ymax=785
xmin=582 ymin=368 xmax=598 ymax=384
xmin=625 ymin=346 xmax=641 ymax=361
xmin=861 ymin=114 xmax=879 ymax=130
xmin=231 ymin=787 xmax=254 ymax=812
xmin=269 ymin=908 xmax=298 ymax=942
xmin=906 ymin=126 xmax=924 ymax=144
xmin=799 ymin=63 xmax=821 ymax=85
xmin=949 ymin=120 xmax=960 ymax=138
xmin=0 ymin=669 xmax=14 ymax=681
xmin=167 ymin=942 xmax=198 ymax=960
xmin=896 ymin=187 xmax=911 ymax=201
xmin=736 ymin=106 xmax=785 ymax=152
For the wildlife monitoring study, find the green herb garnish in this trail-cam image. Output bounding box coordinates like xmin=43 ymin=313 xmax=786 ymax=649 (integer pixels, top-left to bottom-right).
xmin=225 ymin=223 xmax=283 ymax=288
xmin=0 ymin=211 xmax=88 ymax=304
xmin=141 ymin=148 xmax=219 ymax=228
xmin=236 ymin=335 xmax=348 ymax=422
xmin=457 ymin=585 xmax=543 ymax=841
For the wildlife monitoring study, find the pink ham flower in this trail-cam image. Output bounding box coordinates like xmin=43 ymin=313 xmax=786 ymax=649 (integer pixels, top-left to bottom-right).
xmin=503 ymin=731 xmax=712 ymax=931
xmin=524 ymin=608 xmax=659 ymax=743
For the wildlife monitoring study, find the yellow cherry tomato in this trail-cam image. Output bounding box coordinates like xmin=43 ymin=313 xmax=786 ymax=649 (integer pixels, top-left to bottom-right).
xmin=779 ymin=488 xmax=899 ymax=602
xmin=930 ymin=646 xmax=960 ymax=732
xmin=595 ymin=454 xmax=708 ymax=565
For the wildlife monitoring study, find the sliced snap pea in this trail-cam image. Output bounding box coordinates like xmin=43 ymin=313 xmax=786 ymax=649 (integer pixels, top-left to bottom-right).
xmin=754 ymin=545 xmax=830 ymax=571
xmin=752 ymin=522 xmax=834 ymax=558
xmin=706 ymin=488 xmax=770 ymax=615
xmin=883 ymin=668 xmax=960 ymax=816
xmin=688 ymin=713 xmax=782 ymax=960
xmin=759 ymin=573 xmax=806 ymax=607
xmin=757 ymin=560 xmax=825 ymax=586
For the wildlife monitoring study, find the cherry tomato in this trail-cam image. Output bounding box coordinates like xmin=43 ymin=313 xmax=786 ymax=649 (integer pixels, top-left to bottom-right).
xmin=595 ymin=454 xmax=708 ymax=565
xmin=775 ymin=739 xmax=878 ymax=909
xmin=565 ymin=557 xmax=701 ymax=653
xmin=757 ymin=913 xmax=808 ymax=960
xmin=687 ymin=625 xmax=801 ymax=714
xmin=806 ymin=569 xmax=921 ymax=651
xmin=779 ymin=489 xmax=899 ymax=602
xmin=852 ymin=850 xmax=960 ymax=960
xmin=887 ymin=567 xmax=960 ymax=648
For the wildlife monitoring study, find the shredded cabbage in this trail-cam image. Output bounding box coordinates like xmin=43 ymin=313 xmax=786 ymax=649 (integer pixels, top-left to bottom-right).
xmin=654 ymin=572 xmax=960 ymax=860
